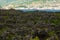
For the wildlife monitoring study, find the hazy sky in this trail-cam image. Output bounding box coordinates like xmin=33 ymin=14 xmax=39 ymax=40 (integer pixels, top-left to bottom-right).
xmin=0 ymin=0 xmax=39 ymax=7
xmin=0 ymin=0 xmax=60 ymax=8
xmin=0 ymin=0 xmax=34 ymax=5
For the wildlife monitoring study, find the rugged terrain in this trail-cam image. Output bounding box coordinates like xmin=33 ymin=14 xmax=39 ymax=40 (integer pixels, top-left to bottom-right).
xmin=0 ymin=9 xmax=60 ymax=40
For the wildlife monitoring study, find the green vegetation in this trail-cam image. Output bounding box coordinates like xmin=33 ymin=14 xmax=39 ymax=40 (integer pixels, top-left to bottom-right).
xmin=0 ymin=9 xmax=60 ymax=40
xmin=30 ymin=36 xmax=39 ymax=40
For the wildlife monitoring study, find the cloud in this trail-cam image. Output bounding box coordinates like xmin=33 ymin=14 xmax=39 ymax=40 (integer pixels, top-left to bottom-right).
xmin=1 ymin=0 xmax=60 ymax=9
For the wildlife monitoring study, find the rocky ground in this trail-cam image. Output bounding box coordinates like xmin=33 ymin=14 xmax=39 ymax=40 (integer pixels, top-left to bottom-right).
xmin=0 ymin=9 xmax=60 ymax=40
